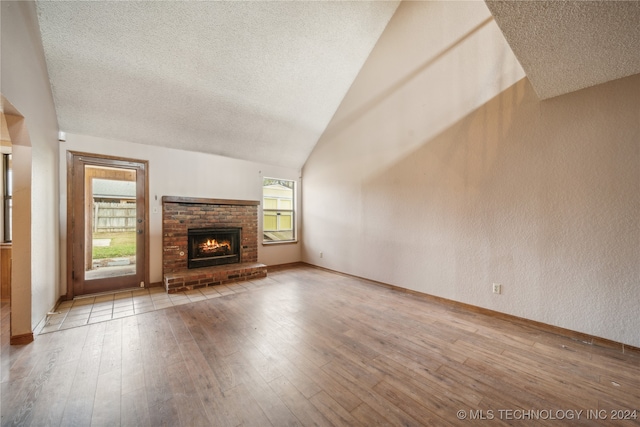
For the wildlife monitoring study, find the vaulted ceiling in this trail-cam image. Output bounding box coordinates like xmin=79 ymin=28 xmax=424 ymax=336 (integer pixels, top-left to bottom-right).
xmin=35 ymin=1 xmax=640 ymax=170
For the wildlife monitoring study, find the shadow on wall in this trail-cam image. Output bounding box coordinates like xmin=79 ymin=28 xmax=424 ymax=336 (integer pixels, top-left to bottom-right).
xmin=361 ymin=75 xmax=640 ymax=338
xmin=362 ymin=79 xmax=534 ymax=291
xmin=321 ymin=16 xmax=495 ymax=142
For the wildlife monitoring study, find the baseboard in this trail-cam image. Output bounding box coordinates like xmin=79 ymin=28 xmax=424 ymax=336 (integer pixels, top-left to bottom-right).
xmin=267 ymin=261 xmax=305 ymax=271
xmin=10 ymin=332 xmax=34 ymax=345
xmin=301 ymin=262 xmax=640 ymax=356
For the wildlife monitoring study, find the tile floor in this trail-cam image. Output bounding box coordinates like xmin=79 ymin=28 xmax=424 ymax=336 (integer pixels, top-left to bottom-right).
xmin=37 ymin=281 xmax=255 ymax=334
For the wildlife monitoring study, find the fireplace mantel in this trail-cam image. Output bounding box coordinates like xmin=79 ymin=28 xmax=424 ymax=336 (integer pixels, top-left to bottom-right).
xmin=162 ymin=196 xmax=259 ymax=206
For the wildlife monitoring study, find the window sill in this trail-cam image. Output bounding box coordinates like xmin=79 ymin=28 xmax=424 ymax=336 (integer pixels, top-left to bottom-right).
xmin=262 ymin=240 xmax=298 ymax=246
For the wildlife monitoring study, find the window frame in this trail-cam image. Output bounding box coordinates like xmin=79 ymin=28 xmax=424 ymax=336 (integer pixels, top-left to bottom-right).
xmin=262 ymin=177 xmax=296 ymax=244
xmin=3 ymin=154 xmax=11 ymax=243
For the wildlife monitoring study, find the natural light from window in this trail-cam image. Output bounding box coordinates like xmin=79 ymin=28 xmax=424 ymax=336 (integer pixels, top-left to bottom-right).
xmin=3 ymin=154 xmax=11 ymax=242
xmin=262 ymin=178 xmax=295 ymax=243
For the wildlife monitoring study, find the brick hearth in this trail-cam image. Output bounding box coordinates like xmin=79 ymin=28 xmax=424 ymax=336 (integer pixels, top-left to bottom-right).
xmin=164 ymin=262 xmax=267 ymax=293
xmin=162 ymin=196 xmax=266 ymax=293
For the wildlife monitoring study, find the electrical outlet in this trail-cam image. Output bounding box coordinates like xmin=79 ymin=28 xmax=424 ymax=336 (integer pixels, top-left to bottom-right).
xmin=492 ymin=283 xmax=502 ymax=294
xmin=320 ymin=252 xmax=324 ymax=258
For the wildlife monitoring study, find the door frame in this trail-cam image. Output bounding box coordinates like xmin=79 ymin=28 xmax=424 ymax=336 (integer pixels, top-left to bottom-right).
xmin=66 ymin=151 xmax=149 ymax=299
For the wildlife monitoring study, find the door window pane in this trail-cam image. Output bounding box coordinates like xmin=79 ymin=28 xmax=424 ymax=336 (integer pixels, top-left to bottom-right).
xmin=84 ymin=166 xmax=137 ymax=281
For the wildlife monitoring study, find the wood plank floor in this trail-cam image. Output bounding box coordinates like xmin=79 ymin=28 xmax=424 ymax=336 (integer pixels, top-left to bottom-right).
xmin=1 ymin=265 xmax=639 ymax=426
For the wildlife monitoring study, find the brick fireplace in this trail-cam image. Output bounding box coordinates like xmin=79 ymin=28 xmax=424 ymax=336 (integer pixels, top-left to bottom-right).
xmin=162 ymin=196 xmax=267 ymax=293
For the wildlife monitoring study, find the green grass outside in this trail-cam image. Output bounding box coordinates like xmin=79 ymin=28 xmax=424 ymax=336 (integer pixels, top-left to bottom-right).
xmin=92 ymin=231 xmax=136 ymax=259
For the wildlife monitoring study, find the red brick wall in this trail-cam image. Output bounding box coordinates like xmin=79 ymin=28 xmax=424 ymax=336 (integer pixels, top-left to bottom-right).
xmin=162 ymin=197 xmax=259 ymax=275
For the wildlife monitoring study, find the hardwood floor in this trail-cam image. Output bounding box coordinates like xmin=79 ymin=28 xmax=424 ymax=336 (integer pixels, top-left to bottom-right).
xmin=1 ymin=265 xmax=639 ymax=426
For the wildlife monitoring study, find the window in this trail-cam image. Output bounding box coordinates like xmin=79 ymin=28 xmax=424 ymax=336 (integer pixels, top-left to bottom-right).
xmin=262 ymin=177 xmax=295 ymax=243
xmin=3 ymin=154 xmax=11 ymax=242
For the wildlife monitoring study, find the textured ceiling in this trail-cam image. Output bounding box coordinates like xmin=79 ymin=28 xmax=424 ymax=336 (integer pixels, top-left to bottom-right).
xmin=35 ymin=1 xmax=399 ymax=169
xmin=36 ymin=1 xmax=640 ymax=169
xmin=486 ymin=0 xmax=640 ymax=100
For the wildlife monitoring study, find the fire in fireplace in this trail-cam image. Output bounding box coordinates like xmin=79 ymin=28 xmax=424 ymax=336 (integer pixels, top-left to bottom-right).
xmin=188 ymin=227 xmax=241 ymax=268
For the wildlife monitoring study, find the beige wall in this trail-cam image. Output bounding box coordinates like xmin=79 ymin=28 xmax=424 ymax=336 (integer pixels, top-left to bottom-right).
xmin=1 ymin=1 xmax=61 ymax=336
xmin=302 ymin=1 xmax=640 ymax=347
xmin=59 ymin=133 xmax=301 ymax=290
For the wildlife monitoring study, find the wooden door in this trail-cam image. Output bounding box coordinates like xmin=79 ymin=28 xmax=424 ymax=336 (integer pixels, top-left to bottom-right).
xmin=68 ymin=152 xmax=148 ymax=297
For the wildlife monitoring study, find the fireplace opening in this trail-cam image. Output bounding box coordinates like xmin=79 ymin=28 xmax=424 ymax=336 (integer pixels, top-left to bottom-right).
xmin=188 ymin=227 xmax=241 ymax=268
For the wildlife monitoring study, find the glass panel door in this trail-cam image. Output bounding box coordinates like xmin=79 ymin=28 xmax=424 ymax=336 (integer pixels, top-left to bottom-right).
xmin=69 ymin=153 xmax=147 ymax=297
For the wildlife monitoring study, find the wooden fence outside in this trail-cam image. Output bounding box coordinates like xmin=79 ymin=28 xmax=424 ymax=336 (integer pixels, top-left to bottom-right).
xmin=93 ymin=202 xmax=137 ymax=232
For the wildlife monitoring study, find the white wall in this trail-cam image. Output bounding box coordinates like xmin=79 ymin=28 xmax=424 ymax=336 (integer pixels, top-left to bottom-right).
xmin=59 ymin=133 xmax=301 ymax=291
xmin=302 ymin=1 xmax=640 ymax=347
xmin=1 ymin=1 xmax=60 ymax=336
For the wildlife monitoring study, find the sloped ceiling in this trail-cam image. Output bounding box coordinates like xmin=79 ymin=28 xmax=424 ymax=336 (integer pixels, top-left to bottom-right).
xmin=35 ymin=1 xmax=400 ymax=169
xmin=36 ymin=1 xmax=640 ymax=169
xmin=486 ymin=0 xmax=640 ymax=100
